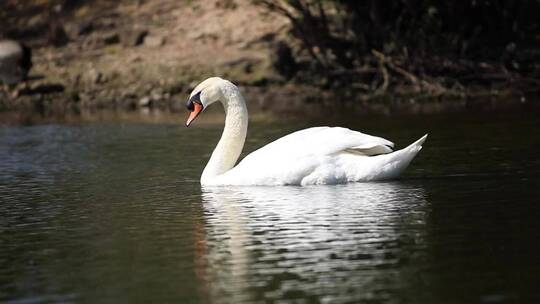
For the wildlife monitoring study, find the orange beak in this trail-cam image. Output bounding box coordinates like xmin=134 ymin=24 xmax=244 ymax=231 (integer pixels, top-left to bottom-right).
xmin=186 ymin=102 xmax=203 ymax=127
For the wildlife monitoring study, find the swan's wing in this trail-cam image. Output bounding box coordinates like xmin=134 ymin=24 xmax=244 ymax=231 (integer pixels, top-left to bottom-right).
xmin=215 ymin=131 xmax=424 ymax=186
xmin=238 ymin=127 xmax=394 ymax=166
xmin=216 ymin=127 xmax=395 ymax=185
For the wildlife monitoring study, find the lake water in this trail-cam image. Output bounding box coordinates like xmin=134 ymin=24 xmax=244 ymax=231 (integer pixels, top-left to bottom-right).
xmin=1 ymin=111 xmax=539 ymax=303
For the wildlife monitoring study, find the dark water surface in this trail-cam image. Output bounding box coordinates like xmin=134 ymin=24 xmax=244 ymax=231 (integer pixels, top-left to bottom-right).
xmin=1 ymin=112 xmax=539 ymax=303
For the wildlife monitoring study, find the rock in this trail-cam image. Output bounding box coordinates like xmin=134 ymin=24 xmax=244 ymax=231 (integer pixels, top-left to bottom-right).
xmin=0 ymin=40 xmax=32 ymax=85
xmin=121 ymin=29 xmax=148 ymax=47
xmin=139 ymin=96 xmax=151 ymax=107
xmin=144 ymin=35 xmax=166 ymax=47
xmin=103 ymin=32 xmax=120 ymax=45
xmin=150 ymin=88 xmax=163 ymax=101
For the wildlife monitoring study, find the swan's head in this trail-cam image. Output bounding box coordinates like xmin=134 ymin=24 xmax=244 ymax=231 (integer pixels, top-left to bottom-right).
xmin=185 ymin=77 xmax=225 ymax=126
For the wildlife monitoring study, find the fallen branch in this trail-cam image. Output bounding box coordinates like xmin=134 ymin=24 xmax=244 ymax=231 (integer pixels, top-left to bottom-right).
xmin=372 ymin=50 xmax=418 ymax=89
xmin=371 ymin=49 xmax=446 ymax=94
xmin=373 ymin=50 xmax=389 ymax=93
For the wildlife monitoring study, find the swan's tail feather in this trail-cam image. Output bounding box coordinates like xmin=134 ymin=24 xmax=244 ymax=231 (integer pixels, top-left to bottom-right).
xmin=410 ymin=133 xmax=428 ymax=148
xmin=362 ymin=134 xmax=427 ymax=181
xmin=401 ymin=133 xmax=428 ymax=155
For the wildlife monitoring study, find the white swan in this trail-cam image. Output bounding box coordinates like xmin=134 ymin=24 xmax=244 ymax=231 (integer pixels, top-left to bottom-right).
xmin=185 ymin=77 xmax=427 ymax=186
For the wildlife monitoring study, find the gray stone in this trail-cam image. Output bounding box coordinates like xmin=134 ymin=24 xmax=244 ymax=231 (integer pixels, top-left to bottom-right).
xmin=151 ymin=91 xmax=163 ymax=102
xmin=0 ymin=40 xmax=32 ymax=85
xmin=144 ymin=35 xmax=166 ymax=47
xmin=139 ymin=96 xmax=151 ymax=107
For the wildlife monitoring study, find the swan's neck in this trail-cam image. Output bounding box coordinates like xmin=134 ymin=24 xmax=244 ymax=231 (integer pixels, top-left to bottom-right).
xmin=201 ymin=85 xmax=248 ymax=184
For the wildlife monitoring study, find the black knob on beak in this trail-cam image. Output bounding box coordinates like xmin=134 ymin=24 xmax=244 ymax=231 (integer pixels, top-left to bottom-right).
xmin=186 ymin=99 xmax=194 ymax=111
xmin=186 ymin=91 xmax=201 ymax=111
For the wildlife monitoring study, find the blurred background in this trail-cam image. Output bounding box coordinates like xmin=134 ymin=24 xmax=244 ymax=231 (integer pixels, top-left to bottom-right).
xmin=1 ymin=0 xmax=540 ymax=122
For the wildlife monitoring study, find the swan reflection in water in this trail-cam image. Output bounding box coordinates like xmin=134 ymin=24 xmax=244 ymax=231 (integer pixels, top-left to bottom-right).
xmin=197 ymin=182 xmax=428 ymax=302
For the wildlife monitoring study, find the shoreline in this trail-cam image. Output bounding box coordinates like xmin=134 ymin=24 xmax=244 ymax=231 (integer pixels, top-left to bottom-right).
xmin=1 ymin=92 xmax=537 ymax=125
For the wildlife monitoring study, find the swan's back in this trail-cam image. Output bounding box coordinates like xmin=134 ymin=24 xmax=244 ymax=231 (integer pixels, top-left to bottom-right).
xmin=241 ymin=127 xmax=394 ymax=162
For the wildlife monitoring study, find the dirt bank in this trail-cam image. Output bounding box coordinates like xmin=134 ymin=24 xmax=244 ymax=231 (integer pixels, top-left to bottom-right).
xmin=1 ymin=0 xmax=293 ymax=113
xmin=1 ymin=0 xmax=539 ymax=119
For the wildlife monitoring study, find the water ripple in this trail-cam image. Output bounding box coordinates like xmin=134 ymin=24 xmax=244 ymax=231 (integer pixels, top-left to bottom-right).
xmin=198 ymin=183 xmax=428 ymax=302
